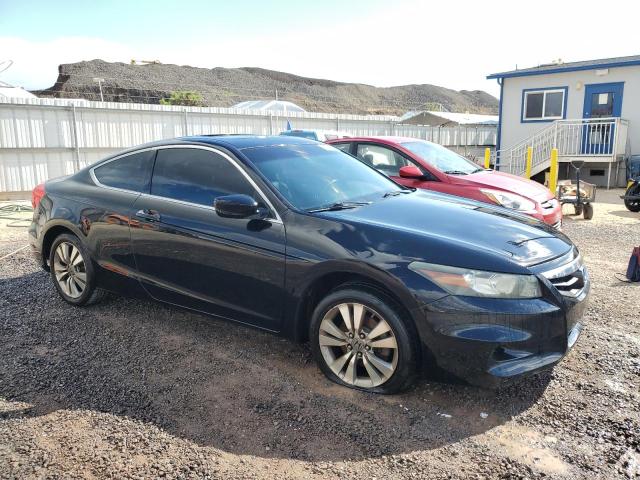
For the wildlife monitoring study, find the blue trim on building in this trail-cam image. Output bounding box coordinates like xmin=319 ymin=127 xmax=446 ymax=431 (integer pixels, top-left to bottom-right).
xmin=487 ymin=59 xmax=640 ymax=79
xmin=496 ymin=78 xmax=503 ymax=166
xmin=520 ymin=86 xmax=568 ymax=123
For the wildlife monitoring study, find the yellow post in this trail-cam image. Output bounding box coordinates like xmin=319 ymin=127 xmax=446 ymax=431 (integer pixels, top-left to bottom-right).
xmin=525 ymin=146 xmax=533 ymax=179
xmin=484 ymin=148 xmax=491 ymax=169
xmin=549 ymin=148 xmax=558 ymax=195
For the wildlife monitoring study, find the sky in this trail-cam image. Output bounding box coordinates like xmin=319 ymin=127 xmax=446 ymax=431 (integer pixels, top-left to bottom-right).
xmin=1 ymin=0 xmax=640 ymax=98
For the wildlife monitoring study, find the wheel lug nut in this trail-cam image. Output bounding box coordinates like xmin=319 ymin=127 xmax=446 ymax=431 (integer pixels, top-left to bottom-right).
xmin=357 ymin=352 xmax=363 ymax=358
xmin=365 ymin=345 xmax=370 ymax=351
xmin=348 ymin=333 xmax=354 ymax=338
xmin=359 ymin=333 xmax=365 ymax=339
xmin=347 ymin=345 xmax=352 ymax=350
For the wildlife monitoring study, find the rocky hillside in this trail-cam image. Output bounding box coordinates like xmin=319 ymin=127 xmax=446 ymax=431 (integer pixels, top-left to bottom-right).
xmin=34 ymin=59 xmax=498 ymax=115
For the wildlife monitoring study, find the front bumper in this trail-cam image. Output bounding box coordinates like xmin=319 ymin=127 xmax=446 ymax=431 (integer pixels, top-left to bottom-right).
xmin=416 ymin=253 xmax=589 ymax=388
xmin=532 ymin=199 xmax=563 ymax=227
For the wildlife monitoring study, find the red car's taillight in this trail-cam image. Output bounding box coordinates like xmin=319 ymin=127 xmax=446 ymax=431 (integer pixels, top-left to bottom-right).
xmin=31 ymin=182 xmax=45 ymax=209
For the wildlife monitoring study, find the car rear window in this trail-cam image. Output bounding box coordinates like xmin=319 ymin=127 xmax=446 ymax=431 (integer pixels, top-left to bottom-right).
xmin=331 ymin=143 xmax=352 ymax=153
xmin=93 ymin=150 xmax=156 ymax=192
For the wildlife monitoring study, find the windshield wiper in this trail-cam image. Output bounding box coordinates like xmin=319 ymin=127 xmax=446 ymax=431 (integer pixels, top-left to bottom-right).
xmin=443 ymin=170 xmax=470 ymax=175
xmin=383 ymin=190 xmax=413 ymax=198
xmin=307 ymin=201 xmax=371 ymax=213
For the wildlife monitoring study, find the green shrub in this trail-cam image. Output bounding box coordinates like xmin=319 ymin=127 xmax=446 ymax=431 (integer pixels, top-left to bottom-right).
xmin=160 ymin=91 xmax=204 ymax=106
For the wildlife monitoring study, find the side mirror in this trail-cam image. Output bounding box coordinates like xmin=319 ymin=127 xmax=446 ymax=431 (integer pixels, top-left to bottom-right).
xmin=399 ymin=165 xmax=424 ymax=179
xmin=214 ymin=194 xmax=262 ymax=219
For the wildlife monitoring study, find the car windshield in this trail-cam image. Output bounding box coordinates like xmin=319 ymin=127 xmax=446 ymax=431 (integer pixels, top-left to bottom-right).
xmin=401 ymin=140 xmax=482 ymax=174
xmin=242 ymin=143 xmax=403 ymax=211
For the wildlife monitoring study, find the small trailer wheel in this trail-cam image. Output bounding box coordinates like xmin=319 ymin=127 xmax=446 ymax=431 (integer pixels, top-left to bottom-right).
xmin=583 ymin=203 xmax=594 ymax=220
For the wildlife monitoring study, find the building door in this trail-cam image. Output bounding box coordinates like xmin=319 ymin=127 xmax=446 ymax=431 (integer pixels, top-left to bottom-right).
xmin=582 ymin=82 xmax=624 ymax=154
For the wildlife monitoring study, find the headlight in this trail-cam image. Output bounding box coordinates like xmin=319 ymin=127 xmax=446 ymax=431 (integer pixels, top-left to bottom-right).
xmin=480 ymin=189 xmax=536 ymax=212
xmin=409 ymin=262 xmax=541 ymax=298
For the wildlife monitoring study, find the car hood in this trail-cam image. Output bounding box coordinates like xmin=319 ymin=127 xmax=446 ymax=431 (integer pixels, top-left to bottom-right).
xmin=450 ymin=170 xmax=554 ymax=203
xmin=318 ymin=190 xmax=572 ymax=269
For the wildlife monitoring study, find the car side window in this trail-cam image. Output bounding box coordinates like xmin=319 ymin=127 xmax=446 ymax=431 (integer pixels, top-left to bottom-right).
xmin=150 ymin=148 xmax=258 ymax=207
xmin=355 ymin=144 xmax=412 ymax=176
xmin=332 ymin=143 xmax=352 ymax=154
xmin=93 ymin=150 xmax=155 ymax=192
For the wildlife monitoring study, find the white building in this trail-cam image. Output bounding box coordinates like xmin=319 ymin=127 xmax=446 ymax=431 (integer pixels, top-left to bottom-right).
xmin=487 ymin=55 xmax=640 ymax=187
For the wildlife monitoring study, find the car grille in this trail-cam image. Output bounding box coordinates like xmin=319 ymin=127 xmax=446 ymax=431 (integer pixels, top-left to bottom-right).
xmin=541 ymin=199 xmax=559 ymax=210
xmin=547 ymin=270 xmax=586 ymax=296
xmin=541 ymin=252 xmax=587 ymax=298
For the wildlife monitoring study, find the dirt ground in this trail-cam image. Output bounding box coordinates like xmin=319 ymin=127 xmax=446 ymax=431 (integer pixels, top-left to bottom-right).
xmin=0 ymin=191 xmax=639 ymax=479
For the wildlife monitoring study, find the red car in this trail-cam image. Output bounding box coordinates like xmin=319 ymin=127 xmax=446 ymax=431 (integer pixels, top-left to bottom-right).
xmin=327 ymin=137 xmax=562 ymax=227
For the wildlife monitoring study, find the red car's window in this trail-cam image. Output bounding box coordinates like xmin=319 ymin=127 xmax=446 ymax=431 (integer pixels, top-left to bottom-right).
xmin=355 ymin=144 xmax=412 ymax=176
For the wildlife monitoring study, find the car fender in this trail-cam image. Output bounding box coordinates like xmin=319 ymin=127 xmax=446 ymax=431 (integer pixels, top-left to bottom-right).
xmin=284 ymin=258 xmax=426 ymax=342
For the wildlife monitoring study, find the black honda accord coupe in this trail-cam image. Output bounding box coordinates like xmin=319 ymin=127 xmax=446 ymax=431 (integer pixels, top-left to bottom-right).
xmin=29 ymin=135 xmax=589 ymax=393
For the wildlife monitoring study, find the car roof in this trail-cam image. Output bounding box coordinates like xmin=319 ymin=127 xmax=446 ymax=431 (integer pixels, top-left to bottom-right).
xmin=180 ymin=134 xmax=319 ymax=149
xmin=328 ymin=136 xmax=424 ymax=145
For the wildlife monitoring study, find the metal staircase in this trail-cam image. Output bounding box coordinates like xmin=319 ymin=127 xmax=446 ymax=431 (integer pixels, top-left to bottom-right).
xmin=492 ymin=118 xmax=629 ymax=179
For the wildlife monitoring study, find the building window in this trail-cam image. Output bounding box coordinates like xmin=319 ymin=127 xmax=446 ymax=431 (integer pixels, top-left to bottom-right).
xmin=522 ymin=88 xmax=566 ymax=121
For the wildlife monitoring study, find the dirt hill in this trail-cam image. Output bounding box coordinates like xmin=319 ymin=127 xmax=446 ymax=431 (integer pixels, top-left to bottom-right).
xmin=34 ymin=59 xmax=498 ymax=115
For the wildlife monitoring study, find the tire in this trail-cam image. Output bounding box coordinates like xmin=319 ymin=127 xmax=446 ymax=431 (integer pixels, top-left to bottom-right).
xmin=309 ymin=286 xmax=419 ymax=394
xmin=583 ymin=203 xmax=594 ymax=220
xmin=49 ymin=233 xmax=106 ymax=306
xmin=624 ymin=184 xmax=640 ymax=212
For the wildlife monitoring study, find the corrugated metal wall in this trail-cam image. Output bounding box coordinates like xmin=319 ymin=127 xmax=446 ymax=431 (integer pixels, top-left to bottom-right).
xmin=0 ymin=98 xmax=497 ymax=193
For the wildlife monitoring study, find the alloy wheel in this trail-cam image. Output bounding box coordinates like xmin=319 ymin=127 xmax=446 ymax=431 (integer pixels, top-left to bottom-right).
xmin=53 ymin=242 xmax=87 ymax=299
xmin=318 ymin=302 xmax=398 ymax=388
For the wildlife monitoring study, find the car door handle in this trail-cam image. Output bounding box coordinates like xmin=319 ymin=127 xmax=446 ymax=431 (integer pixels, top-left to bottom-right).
xmin=135 ymin=209 xmax=161 ymax=222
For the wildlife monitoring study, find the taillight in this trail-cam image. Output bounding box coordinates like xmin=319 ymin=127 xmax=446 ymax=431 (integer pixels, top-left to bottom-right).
xmin=31 ymin=182 xmax=45 ymax=208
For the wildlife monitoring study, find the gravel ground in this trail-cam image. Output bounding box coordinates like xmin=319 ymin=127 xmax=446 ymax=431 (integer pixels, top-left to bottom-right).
xmin=1 ymin=192 xmax=639 ymax=479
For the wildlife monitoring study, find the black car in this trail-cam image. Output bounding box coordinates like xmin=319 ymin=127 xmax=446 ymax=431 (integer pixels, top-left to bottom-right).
xmin=29 ymin=135 xmax=589 ymax=393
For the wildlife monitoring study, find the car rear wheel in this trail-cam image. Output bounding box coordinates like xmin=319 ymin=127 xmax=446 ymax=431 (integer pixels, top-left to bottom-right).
xmin=310 ymin=287 xmax=418 ymax=393
xmin=49 ymin=233 xmax=105 ymax=306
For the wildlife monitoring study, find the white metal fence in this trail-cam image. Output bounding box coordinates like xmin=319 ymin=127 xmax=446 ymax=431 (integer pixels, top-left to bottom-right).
xmin=0 ymin=97 xmax=496 ymax=194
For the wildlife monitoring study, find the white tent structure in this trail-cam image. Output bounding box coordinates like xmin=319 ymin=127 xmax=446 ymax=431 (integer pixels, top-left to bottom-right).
xmin=0 ymin=81 xmax=37 ymax=100
xmin=232 ymin=100 xmax=305 ymax=113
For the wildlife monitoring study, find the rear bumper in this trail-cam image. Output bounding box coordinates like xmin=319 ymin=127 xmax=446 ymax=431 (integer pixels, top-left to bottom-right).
xmin=416 ymin=271 xmax=589 ymax=388
xmin=28 ymin=215 xmax=48 ymax=269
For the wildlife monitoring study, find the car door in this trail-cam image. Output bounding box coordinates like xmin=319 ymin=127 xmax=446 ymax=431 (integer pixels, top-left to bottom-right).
xmin=129 ymin=145 xmax=286 ymax=331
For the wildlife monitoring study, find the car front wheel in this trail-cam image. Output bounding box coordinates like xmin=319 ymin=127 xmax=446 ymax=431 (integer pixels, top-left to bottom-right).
xmin=310 ymin=286 xmax=418 ymax=394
